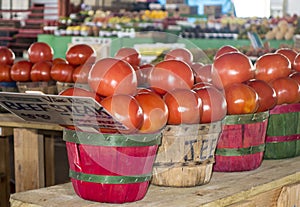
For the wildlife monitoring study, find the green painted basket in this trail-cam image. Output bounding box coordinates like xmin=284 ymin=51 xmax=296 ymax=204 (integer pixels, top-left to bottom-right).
xmin=264 ymin=103 xmax=300 ymax=159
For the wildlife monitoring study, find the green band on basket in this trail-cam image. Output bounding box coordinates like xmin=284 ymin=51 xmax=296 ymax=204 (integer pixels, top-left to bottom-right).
xmin=63 ymin=129 xmax=162 ymax=147
xmin=222 ymin=111 xmax=269 ymax=125
xmin=216 ymin=144 xmax=265 ymax=156
xmin=69 ymin=169 xmax=152 ymax=184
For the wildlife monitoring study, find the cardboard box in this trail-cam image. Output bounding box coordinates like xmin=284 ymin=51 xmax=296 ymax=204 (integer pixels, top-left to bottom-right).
xmin=178 ymin=5 xmax=198 ymax=15
xmin=204 ymin=5 xmax=222 ymax=18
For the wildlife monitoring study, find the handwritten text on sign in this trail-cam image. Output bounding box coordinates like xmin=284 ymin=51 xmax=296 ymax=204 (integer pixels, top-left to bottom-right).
xmin=0 ymin=92 xmax=127 ymax=130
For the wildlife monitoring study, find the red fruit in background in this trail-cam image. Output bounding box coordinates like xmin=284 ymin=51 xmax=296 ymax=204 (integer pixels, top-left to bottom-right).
xmin=212 ymin=52 xmax=254 ymax=89
xmin=293 ymin=53 xmax=300 ymax=72
xmin=0 ymin=64 xmax=12 ymax=82
xmin=214 ymin=45 xmax=239 ymax=60
xmin=66 ymin=44 xmax=95 ymax=65
xmin=50 ymin=62 xmax=74 ymax=82
xmin=255 ymin=53 xmax=291 ymax=82
xmin=88 ymin=57 xmax=137 ymax=97
xmin=164 ymin=48 xmax=193 ymax=65
xmin=149 ymin=59 xmax=194 ymax=95
xmin=192 ymin=63 xmax=213 ymax=84
xmin=245 ymin=79 xmax=277 ymax=112
xmin=193 ymin=86 xmax=227 ymax=123
xmin=135 ymin=92 xmax=168 ymax=133
xmin=114 ymin=47 xmax=141 ymax=67
xmin=269 ymin=77 xmax=300 ymax=104
xmin=225 ymin=83 xmax=259 ymax=115
xmin=290 ymin=72 xmax=300 ymax=85
xmin=275 ymin=48 xmax=297 ymax=69
xmin=28 ymin=42 xmax=54 ymax=63
xmin=10 ymin=60 xmax=32 ymax=82
xmin=0 ymin=46 xmax=15 ymax=65
xmin=59 ymin=87 xmax=102 ymax=103
xmin=100 ymin=94 xmax=143 ymax=134
xmin=30 ymin=61 xmax=53 ymax=82
xmin=163 ymin=88 xmax=202 ymax=125
xmin=72 ymin=63 xmax=93 ymax=84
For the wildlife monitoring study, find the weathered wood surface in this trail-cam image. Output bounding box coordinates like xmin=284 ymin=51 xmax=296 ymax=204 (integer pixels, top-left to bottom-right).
xmin=10 ymin=156 xmax=300 ymax=207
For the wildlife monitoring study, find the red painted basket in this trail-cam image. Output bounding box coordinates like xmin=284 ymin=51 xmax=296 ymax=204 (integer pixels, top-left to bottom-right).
xmin=264 ymin=103 xmax=300 ymax=159
xmin=213 ymin=111 xmax=269 ymax=172
xmin=63 ymin=129 xmax=161 ymax=203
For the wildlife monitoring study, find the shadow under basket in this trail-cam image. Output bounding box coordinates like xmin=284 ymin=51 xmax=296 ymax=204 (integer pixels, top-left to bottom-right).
xmin=151 ymin=122 xmax=221 ymax=187
xmin=264 ymin=103 xmax=300 ymax=159
xmin=213 ymin=111 xmax=269 ymax=172
xmin=63 ymin=129 xmax=161 ymax=203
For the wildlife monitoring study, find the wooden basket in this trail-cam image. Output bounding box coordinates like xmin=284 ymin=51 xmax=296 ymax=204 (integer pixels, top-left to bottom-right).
xmin=213 ymin=111 xmax=269 ymax=172
xmin=264 ymin=103 xmax=300 ymax=159
xmin=63 ymin=129 xmax=161 ymax=203
xmin=151 ymin=122 xmax=221 ymax=187
xmin=17 ymin=81 xmax=57 ymax=94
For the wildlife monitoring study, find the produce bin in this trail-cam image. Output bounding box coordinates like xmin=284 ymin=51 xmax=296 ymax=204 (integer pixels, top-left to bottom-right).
xmin=264 ymin=103 xmax=300 ymax=159
xmin=63 ymin=128 xmax=161 ymax=203
xmin=152 ymin=122 xmax=221 ymax=187
xmin=214 ymin=111 xmax=269 ymax=172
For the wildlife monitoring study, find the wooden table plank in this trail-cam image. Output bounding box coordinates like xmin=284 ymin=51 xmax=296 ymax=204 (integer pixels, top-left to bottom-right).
xmin=0 ymin=135 xmax=11 ymax=207
xmin=9 ymin=156 xmax=300 ymax=207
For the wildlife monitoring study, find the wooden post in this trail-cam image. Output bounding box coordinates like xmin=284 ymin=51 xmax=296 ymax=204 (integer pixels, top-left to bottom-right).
xmin=14 ymin=128 xmax=44 ymax=192
xmin=0 ymin=127 xmax=12 ymax=207
xmin=44 ymin=134 xmax=55 ymax=187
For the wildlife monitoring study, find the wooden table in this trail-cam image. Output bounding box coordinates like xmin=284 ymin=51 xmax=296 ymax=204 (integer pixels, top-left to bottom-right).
xmin=0 ymin=113 xmax=63 ymax=195
xmin=9 ymin=156 xmax=300 ymax=207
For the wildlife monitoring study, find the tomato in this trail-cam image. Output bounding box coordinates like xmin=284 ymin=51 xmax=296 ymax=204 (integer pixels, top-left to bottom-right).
xmin=72 ymin=63 xmax=93 ymax=84
xmin=275 ymin=48 xmax=298 ymax=69
xmin=191 ymin=63 xmax=213 ymax=83
xmin=225 ymin=83 xmax=259 ymax=115
xmin=50 ymin=62 xmax=74 ymax=82
xmin=293 ymin=53 xmax=300 ymax=72
xmin=88 ymin=57 xmax=137 ymax=97
xmin=135 ymin=92 xmax=168 ymax=133
xmin=10 ymin=60 xmax=33 ymax=82
xmin=290 ymin=72 xmax=300 ymax=85
xmin=52 ymin=57 xmax=68 ymax=65
xmin=269 ymin=77 xmax=300 ymax=104
xmin=28 ymin=42 xmax=54 ymax=63
xmin=0 ymin=46 xmax=15 ymax=65
xmin=192 ymin=81 xmax=215 ymax=90
xmin=114 ymin=47 xmax=141 ymax=67
xmin=66 ymin=44 xmax=96 ymax=66
xmin=0 ymin=64 xmax=12 ymax=82
xmin=59 ymin=87 xmax=102 ymax=102
xmin=30 ymin=61 xmax=53 ymax=82
xmin=214 ymin=45 xmax=239 ymax=60
xmin=100 ymin=94 xmax=143 ymax=134
xmin=164 ymin=48 xmax=193 ymax=65
xmin=136 ymin=63 xmax=153 ymax=87
xmin=149 ymin=59 xmax=194 ymax=95
xmin=245 ymin=79 xmax=277 ymax=112
xmin=212 ymin=52 xmax=254 ymax=89
xmin=254 ymin=53 xmax=291 ymax=82
xmin=163 ymin=88 xmax=202 ymax=124
xmin=193 ymin=85 xmax=227 ymax=123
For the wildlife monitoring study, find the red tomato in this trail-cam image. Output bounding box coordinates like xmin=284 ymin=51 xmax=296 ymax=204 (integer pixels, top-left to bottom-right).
xmin=275 ymin=48 xmax=297 ymax=69
xmin=136 ymin=63 xmax=153 ymax=87
xmin=52 ymin=57 xmax=68 ymax=65
xmin=0 ymin=46 xmax=15 ymax=65
xmin=164 ymin=48 xmax=193 ymax=65
xmin=214 ymin=45 xmax=239 ymax=60
xmin=135 ymin=92 xmax=168 ymax=133
xmin=100 ymin=94 xmax=143 ymax=134
xmin=66 ymin=44 xmax=96 ymax=66
xmin=192 ymin=81 xmax=215 ymax=90
xmin=193 ymin=85 xmax=227 ymax=123
xmin=290 ymin=72 xmax=300 ymax=85
xmin=30 ymin=61 xmax=53 ymax=82
xmin=72 ymin=63 xmax=93 ymax=83
xmin=212 ymin=52 xmax=254 ymax=89
xmin=0 ymin=64 xmax=12 ymax=82
xmin=149 ymin=59 xmax=194 ymax=95
xmin=163 ymin=88 xmax=202 ymax=124
xmin=114 ymin=47 xmax=141 ymax=67
xmin=59 ymin=87 xmax=102 ymax=103
xmin=245 ymin=79 xmax=277 ymax=112
xmin=225 ymin=83 xmax=259 ymax=115
xmin=191 ymin=63 xmax=213 ymax=83
xmin=269 ymin=77 xmax=300 ymax=104
xmin=88 ymin=57 xmax=137 ymax=97
xmin=28 ymin=42 xmax=54 ymax=63
xmin=255 ymin=53 xmax=291 ymax=82
xmin=10 ymin=60 xmax=33 ymax=82
xmin=293 ymin=53 xmax=300 ymax=72
xmin=50 ymin=62 xmax=74 ymax=83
